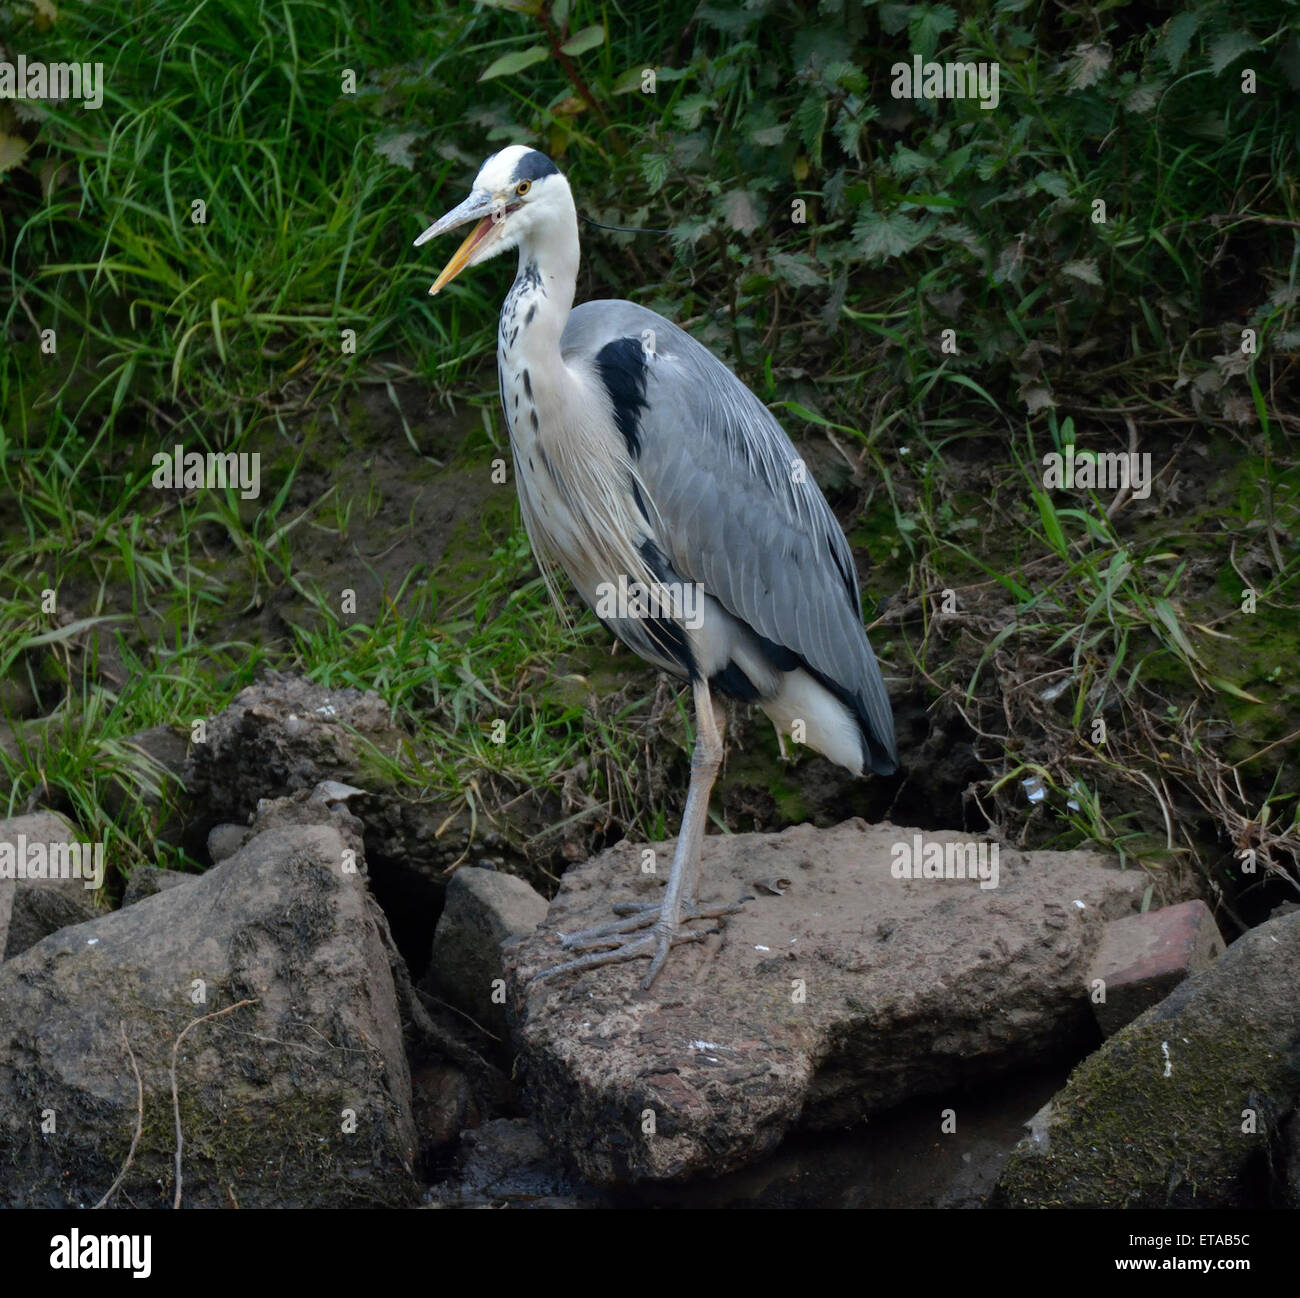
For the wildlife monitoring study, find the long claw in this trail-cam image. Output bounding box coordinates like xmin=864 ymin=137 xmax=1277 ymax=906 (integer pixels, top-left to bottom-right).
xmin=529 ymin=928 xmax=708 ymax=983
xmin=558 ymin=898 xmax=748 ymax=951
xmin=560 ymin=908 xmax=660 ymax=948
xmin=642 ymin=932 xmax=674 ymax=988
xmin=611 ymin=900 xmax=660 ymax=917
xmin=529 ymin=896 xmax=750 ymax=983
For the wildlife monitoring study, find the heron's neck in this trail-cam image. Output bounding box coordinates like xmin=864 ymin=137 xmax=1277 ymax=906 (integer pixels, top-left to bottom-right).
xmin=499 ymin=203 xmax=579 ymax=377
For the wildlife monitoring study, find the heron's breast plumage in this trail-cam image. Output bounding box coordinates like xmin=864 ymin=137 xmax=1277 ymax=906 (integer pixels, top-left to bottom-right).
xmin=498 ymin=281 xmax=667 ymax=636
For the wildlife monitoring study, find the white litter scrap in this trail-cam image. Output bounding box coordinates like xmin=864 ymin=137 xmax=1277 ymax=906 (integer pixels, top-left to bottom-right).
xmin=1161 ymin=1041 xmax=1172 ymax=1078
xmin=689 ymin=1041 xmax=735 ymax=1064
xmin=1022 ymin=777 xmax=1046 ymax=804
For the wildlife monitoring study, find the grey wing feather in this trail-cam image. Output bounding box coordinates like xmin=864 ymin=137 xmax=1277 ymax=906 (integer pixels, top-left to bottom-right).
xmin=562 ymin=300 xmax=897 ymax=772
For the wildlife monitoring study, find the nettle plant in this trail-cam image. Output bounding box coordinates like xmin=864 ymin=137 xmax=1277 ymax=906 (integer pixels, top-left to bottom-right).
xmin=461 ymin=0 xmax=1297 ymax=408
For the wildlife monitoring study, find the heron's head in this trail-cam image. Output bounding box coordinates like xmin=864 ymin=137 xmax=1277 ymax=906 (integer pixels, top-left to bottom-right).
xmin=415 ymin=145 xmax=572 ymax=295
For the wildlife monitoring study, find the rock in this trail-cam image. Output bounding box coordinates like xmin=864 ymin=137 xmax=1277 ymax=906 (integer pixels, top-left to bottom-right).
xmin=411 ymin=1062 xmax=479 ymax=1154
xmin=996 ymin=911 xmax=1300 ymax=1207
xmin=207 ymin=823 xmax=249 ymax=863
xmin=120 ymin=866 xmax=194 ymax=908
xmin=507 ymin=819 xmax=1145 ymax=1185
xmin=4 ymin=887 xmax=98 ymax=960
xmin=0 ymin=811 xmax=102 ymax=960
xmin=184 ymin=672 xmax=393 ymax=825
xmin=1087 ymin=900 xmax=1225 ymax=1036
xmin=0 ymin=809 xmax=420 ymax=1208
xmin=426 ymin=867 xmax=548 ymax=1039
xmin=184 ymin=673 xmax=459 ymax=964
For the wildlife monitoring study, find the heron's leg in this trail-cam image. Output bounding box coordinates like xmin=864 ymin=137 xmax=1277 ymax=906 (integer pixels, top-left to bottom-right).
xmin=530 ymin=677 xmax=738 ymax=988
xmin=639 ymin=677 xmax=723 ymax=985
xmin=669 ymin=681 xmax=723 ymax=911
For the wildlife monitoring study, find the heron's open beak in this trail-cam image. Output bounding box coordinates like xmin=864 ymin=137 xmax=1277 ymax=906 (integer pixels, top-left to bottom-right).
xmin=414 ymin=190 xmax=503 ymax=295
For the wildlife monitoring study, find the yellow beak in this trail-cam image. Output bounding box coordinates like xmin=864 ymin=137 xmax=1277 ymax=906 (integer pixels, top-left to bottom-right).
xmin=414 ymin=189 xmax=503 ymax=295
xmin=428 ymin=216 xmax=496 ymax=295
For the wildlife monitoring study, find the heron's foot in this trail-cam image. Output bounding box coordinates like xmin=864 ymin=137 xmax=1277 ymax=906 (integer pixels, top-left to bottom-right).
xmin=530 ymin=896 xmax=748 ymax=989
xmin=560 ymin=898 xmax=742 ymax=949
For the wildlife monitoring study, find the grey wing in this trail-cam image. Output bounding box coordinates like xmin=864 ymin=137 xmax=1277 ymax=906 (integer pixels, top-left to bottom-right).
xmin=562 ymin=300 xmax=897 ymax=775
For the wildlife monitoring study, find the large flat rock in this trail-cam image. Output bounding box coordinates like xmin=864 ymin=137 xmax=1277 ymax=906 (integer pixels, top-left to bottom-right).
xmin=507 ymin=818 xmax=1144 ymax=1184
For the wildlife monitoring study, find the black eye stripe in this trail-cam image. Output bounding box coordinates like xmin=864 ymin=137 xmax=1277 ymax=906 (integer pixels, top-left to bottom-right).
xmin=510 ymin=149 xmax=559 ymax=185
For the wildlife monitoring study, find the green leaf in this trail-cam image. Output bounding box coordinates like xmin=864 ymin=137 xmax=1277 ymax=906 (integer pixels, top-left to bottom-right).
xmin=771 ymin=251 xmax=823 ymax=287
xmin=1031 ymin=488 xmax=1067 ymax=556
xmin=774 ymin=397 xmax=857 ymax=434
xmin=639 ymin=152 xmax=670 ymax=194
xmin=18 ymin=615 xmax=129 ymax=650
xmin=750 ymin=124 xmax=787 ymax=147
xmin=373 ymin=131 xmax=424 ymax=171
xmin=0 ymin=132 xmax=29 ymax=176
xmin=1066 ymin=42 xmax=1111 ymax=90
xmin=1151 ymin=598 xmax=1204 ymax=666
xmin=1124 ymin=81 xmax=1162 ymax=113
xmin=673 ymin=94 xmax=715 ymax=130
xmin=479 ymin=47 xmax=550 ymax=81
xmin=1209 ymin=676 xmax=1264 ymax=704
xmin=1156 ymin=11 xmax=1202 ymax=73
xmin=720 ymin=189 xmax=763 ymax=234
xmin=852 ymin=210 xmax=928 ymax=262
xmin=668 ymin=218 xmax=713 ymax=251
xmin=909 ymin=4 xmax=957 ymax=59
xmin=900 ymin=192 xmax=961 ymax=209
xmin=792 ymin=95 xmax=829 ymax=167
xmin=891 ymin=146 xmax=931 ymax=179
xmin=1208 ymin=32 xmax=1259 ymax=75
xmin=612 ymin=66 xmax=648 ymax=95
xmin=1034 ymin=171 xmax=1069 ymax=198
xmin=878 ymin=4 xmax=913 ymax=36
xmin=697 ymin=4 xmax=762 ymax=33
xmin=560 ymin=25 xmax=606 ymax=57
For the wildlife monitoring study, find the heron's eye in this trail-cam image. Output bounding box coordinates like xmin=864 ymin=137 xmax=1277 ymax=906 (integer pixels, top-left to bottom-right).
xmin=516 ymin=180 xmax=531 ymax=197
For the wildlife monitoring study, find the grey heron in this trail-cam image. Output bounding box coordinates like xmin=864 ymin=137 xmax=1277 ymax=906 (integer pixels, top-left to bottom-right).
xmin=416 ymin=145 xmax=897 ymax=989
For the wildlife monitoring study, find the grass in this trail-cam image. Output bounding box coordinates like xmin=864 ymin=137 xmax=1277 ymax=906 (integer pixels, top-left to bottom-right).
xmin=0 ymin=0 xmax=1297 ymax=919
